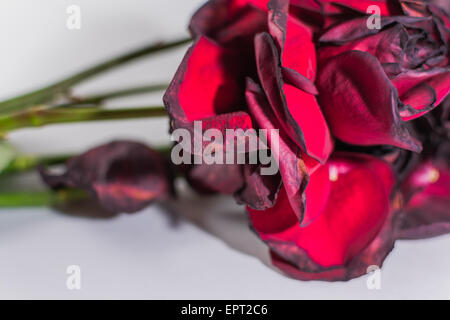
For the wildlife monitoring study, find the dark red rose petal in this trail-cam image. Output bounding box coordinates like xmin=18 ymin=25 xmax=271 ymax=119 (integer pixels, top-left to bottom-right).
xmin=316 ymin=50 xmax=422 ymax=152
xmin=255 ymin=32 xmax=333 ymax=163
xmin=316 ymin=0 xmax=402 ymax=16
xmin=268 ymin=0 xmax=316 ymax=80
xmin=319 ymin=24 xmax=408 ymax=64
xmin=319 ymin=16 xmax=425 ymax=45
xmin=163 ymin=36 xmax=245 ymax=125
xmin=189 ymin=0 xmax=268 ymax=45
xmin=281 ymin=67 xmax=318 ymax=95
xmin=236 ymin=164 xmax=282 ymax=210
xmin=246 ymin=77 xmax=309 ymax=223
xmin=248 ymin=153 xmax=396 ymax=281
xmin=40 ymin=141 xmax=173 ymax=213
xmin=392 ymin=68 xmax=450 ymax=120
xmin=282 ymin=83 xmax=333 ymax=165
xmin=175 ymin=111 xmax=256 ymax=158
xmin=187 ymin=162 xmax=245 ymax=195
xmin=397 ymin=161 xmax=450 ymax=239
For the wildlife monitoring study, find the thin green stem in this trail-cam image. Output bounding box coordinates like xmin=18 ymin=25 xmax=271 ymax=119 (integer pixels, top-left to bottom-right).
xmin=0 ymin=189 xmax=89 ymax=207
xmin=63 ymin=83 xmax=169 ymax=106
xmin=3 ymin=154 xmax=73 ymax=174
xmin=0 ymin=106 xmax=167 ymax=133
xmin=0 ymin=37 xmax=190 ymax=114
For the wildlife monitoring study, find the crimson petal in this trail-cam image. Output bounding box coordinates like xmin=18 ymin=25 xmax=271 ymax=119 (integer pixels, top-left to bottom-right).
xmin=316 ymin=50 xmax=422 ymax=152
xmin=189 ymin=0 xmax=268 ymax=45
xmin=392 ymin=68 xmax=450 ymax=120
xmin=255 ymin=32 xmax=333 ymax=163
xmin=248 ymin=153 xmax=396 ymax=281
xmin=246 ymin=77 xmax=308 ymax=223
xmin=163 ymin=36 xmax=245 ymax=125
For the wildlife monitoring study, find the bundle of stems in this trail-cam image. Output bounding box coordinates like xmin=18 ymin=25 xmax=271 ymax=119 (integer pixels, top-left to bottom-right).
xmin=0 ymin=37 xmax=191 ymax=207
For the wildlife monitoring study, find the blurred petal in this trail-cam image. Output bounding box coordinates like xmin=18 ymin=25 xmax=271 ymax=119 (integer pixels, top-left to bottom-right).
xmin=187 ymin=163 xmax=245 ymax=195
xmin=40 ymin=141 xmax=172 ymax=213
xmin=397 ymin=161 xmax=450 ymax=239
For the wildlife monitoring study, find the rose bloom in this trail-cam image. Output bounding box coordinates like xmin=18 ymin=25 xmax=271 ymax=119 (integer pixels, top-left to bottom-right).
xmin=164 ymin=0 xmax=449 ymax=280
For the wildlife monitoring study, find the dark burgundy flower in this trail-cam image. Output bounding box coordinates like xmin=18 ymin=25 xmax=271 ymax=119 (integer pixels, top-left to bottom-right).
xmin=40 ymin=141 xmax=173 ymax=213
xmin=164 ymin=0 xmax=450 ymax=281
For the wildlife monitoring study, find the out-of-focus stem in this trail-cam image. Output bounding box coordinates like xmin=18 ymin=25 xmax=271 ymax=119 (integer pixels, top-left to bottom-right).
xmin=3 ymin=154 xmax=73 ymax=174
xmin=63 ymin=83 xmax=169 ymax=106
xmin=0 ymin=37 xmax=190 ymax=114
xmin=0 ymin=106 xmax=167 ymax=133
xmin=0 ymin=189 xmax=89 ymax=207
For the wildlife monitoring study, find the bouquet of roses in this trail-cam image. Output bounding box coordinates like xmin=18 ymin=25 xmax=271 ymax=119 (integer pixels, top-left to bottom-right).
xmin=0 ymin=0 xmax=448 ymax=281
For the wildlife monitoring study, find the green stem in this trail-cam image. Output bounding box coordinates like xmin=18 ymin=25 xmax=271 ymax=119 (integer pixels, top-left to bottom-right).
xmin=3 ymin=154 xmax=73 ymax=174
xmin=2 ymin=145 xmax=172 ymax=175
xmin=0 ymin=106 xmax=167 ymax=133
xmin=0 ymin=189 xmax=89 ymax=207
xmin=63 ymin=83 xmax=169 ymax=106
xmin=0 ymin=37 xmax=191 ymax=114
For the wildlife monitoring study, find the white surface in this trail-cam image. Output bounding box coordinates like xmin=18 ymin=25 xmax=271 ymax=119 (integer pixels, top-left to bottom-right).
xmin=0 ymin=0 xmax=449 ymax=299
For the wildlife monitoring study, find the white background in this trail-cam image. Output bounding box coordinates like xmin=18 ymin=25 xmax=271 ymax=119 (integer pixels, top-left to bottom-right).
xmin=0 ymin=0 xmax=449 ymax=299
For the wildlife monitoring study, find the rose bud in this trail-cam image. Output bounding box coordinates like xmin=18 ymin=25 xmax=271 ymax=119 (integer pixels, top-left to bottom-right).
xmin=40 ymin=141 xmax=173 ymax=213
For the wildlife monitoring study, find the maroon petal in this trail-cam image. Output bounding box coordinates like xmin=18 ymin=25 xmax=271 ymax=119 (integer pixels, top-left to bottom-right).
xmin=40 ymin=141 xmax=173 ymax=213
xmin=316 ymin=50 xmax=422 ymax=152
xmin=246 ymin=77 xmax=309 ymax=223
xmin=281 ymin=67 xmax=318 ymax=95
xmin=235 ymin=164 xmax=282 ymax=210
xmin=248 ymin=153 xmax=396 ymax=281
xmin=392 ymin=68 xmax=450 ymax=120
xmin=163 ymin=36 xmax=245 ymax=125
xmin=255 ymin=32 xmax=333 ymax=163
xmin=397 ymin=161 xmax=450 ymax=239
xmin=316 ymin=0 xmax=402 ymax=16
xmin=319 ymin=16 xmax=428 ymax=44
xmin=189 ymin=0 xmax=268 ymax=45
xmin=186 ymin=163 xmax=245 ymax=195
xmin=268 ymin=0 xmax=317 ymax=80
xmin=319 ymin=24 xmax=408 ymax=64
xmin=175 ymin=111 xmax=256 ymax=159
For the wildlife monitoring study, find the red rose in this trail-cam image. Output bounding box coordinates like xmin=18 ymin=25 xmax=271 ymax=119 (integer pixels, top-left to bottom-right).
xmin=164 ymin=0 xmax=450 ymax=280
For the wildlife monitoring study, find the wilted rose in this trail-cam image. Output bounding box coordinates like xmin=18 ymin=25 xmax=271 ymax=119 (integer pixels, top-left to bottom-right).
xmin=40 ymin=141 xmax=173 ymax=213
xmin=164 ymin=0 xmax=449 ymax=281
